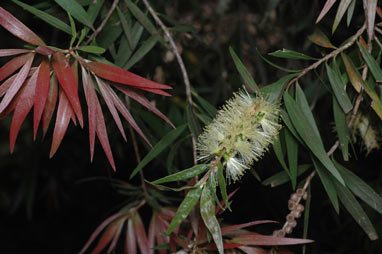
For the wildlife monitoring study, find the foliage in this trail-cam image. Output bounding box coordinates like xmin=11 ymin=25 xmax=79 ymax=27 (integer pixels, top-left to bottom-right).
xmin=1 ymin=0 xmax=382 ymax=253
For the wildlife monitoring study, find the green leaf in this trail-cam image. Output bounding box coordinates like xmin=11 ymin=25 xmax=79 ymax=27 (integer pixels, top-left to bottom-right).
xmin=333 ymin=97 xmax=350 ymax=161
xmin=186 ymin=102 xmax=201 ymax=138
xmin=272 ymin=130 xmax=289 ymax=173
xmin=97 ymin=24 xmax=123 ymax=49
xmin=68 ymin=12 xmax=77 ymax=48
xmin=283 ymin=92 xmax=345 ymax=185
xmin=280 ymin=109 xmax=304 ymax=144
xmin=11 ymin=0 xmax=72 ymax=35
xmin=217 ymin=162 xmax=230 ymax=211
xmin=124 ymin=0 xmax=163 ymax=43
xmin=150 ymin=164 xmax=209 ymax=185
xmin=312 ymin=156 xmax=339 ymax=213
xmin=55 ymin=0 xmax=94 ymax=29
xmin=191 ymin=88 xmax=217 ymax=117
xmin=262 ymin=164 xmax=311 ymax=187
xmin=124 ymin=36 xmax=158 ymax=69
xmin=325 ymin=62 xmax=353 ymax=113
xmin=256 ymin=48 xmax=301 ymax=73
xmin=87 ymin=0 xmax=103 ymax=25
xmin=334 ymin=160 xmax=382 ymax=215
xmin=165 ymin=185 xmax=202 ymax=235
xmin=229 ymin=46 xmax=260 ymax=93
xmin=117 ymin=6 xmax=134 ymax=49
xmin=77 ymin=45 xmax=106 ymax=54
xmin=268 ymin=49 xmax=317 ymax=60
xmin=130 ymin=125 xmax=187 ymax=179
xmin=332 ymin=0 xmax=353 ymax=34
xmin=357 ymin=41 xmax=382 ymax=82
xmin=260 ymin=73 xmax=296 ymax=103
xmin=347 ymin=0 xmax=356 ymax=26
xmin=334 ymin=177 xmax=378 ymax=240
xmin=285 ymin=129 xmax=298 ymax=189
xmin=200 ymin=184 xmax=224 ymax=254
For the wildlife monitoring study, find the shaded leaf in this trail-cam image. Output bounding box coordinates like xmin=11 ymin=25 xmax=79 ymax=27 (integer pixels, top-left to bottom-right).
xmin=92 ymin=217 xmax=126 ymax=254
xmin=308 ymin=29 xmax=337 ymax=49
xmin=130 ymin=124 xmax=187 ymax=179
xmin=341 ymin=52 xmax=362 ymax=92
xmin=366 ymin=0 xmax=377 ymax=41
xmin=126 ymin=219 xmax=137 ymax=254
xmin=55 ymin=0 xmax=94 ymax=29
xmin=231 ymin=232 xmax=313 ymax=246
xmin=217 ymin=162 xmax=230 ymax=211
xmin=260 ymin=74 xmax=296 ymax=103
xmin=347 ymin=0 xmax=356 ymax=26
xmin=132 ymin=212 xmax=150 ymax=254
xmin=256 ymin=48 xmax=301 ymax=73
xmin=221 ymin=220 xmax=277 ymax=235
xmin=268 ymin=49 xmax=317 ymax=60
xmin=42 ymin=75 xmax=58 ymax=137
xmin=0 ymin=6 xmax=45 ymax=45
xmin=229 ymin=46 xmax=260 ymax=93
xmin=12 ymin=0 xmax=72 ymax=35
xmin=332 ymin=0 xmax=353 ymax=34
xmin=285 ymin=129 xmax=298 ymax=189
xmin=124 ymin=36 xmax=158 ymax=70
xmin=316 ymin=0 xmax=337 ymax=24
xmin=262 ymin=164 xmax=311 ymax=187
xmin=150 ymin=164 xmax=209 ymax=185
xmin=357 ymin=41 xmax=382 ymax=82
xmin=333 ymin=97 xmax=350 ymax=161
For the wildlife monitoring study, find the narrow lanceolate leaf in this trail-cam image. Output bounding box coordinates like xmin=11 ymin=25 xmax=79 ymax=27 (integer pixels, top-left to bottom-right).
xmin=334 ymin=178 xmax=378 ymax=240
xmin=200 ymin=184 xmax=223 ymax=254
xmin=325 ymin=62 xmax=353 ymax=113
xmin=79 ymin=213 xmax=124 ymax=254
xmin=50 ymin=89 xmax=75 ymax=158
xmin=221 ymin=220 xmax=277 ymax=235
xmin=77 ymin=45 xmax=106 ymax=54
xmin=91 ymin=217 xmax=126 ymax=254
xmin=10 ymin=68 xmax=38 ymax=152
xmin=333 ymin=97 xmax=350 ymax=161
xmin=55 ymin=0 xmax=94 ymax=29
xmin=150 ymin=164 xmax=209 ymax=185
xmin=316 ymin=0 xmax=337 ymax=24
xmin=0 ymin=6 xmax=45 ymax=46
xmin=42 ymin=75 xmax=58 ymax=137
xmin=83 ymin=61 xmax=172 ymax=91
xmin=308 ymin=29 xmax=337 ymax=49
xmin=0 ymin=49 xmax=32 ymax=57
xmin=0 ymin=53 xmax=33 ymax=83
xmin=268 ymin=49 xmax=317 ymax=60
xmin=283 ymin=92 xmax=345 ymax=185
xmin=126 ymin=219 xmax=137 ymax=254
xmin=34 ymin=58 xmax=50 ymax=139
xmin=130 ymin=124 xmax=187 ymax=179
xmin=341 ymin=52 xmax=362 ymax=92
xmin=231 ymin=232 xmax=314 ymax=246
xmin=0 ymin=53 xmax=34 ymax=113
xmin=81 ymin=66 xmax=96 ymax=161
xmin=95 ymin=77 xmax=127 ymax=141
xmin=131 ymin=212 xmax=150 ymax=254
xmin=312 ymin=156 xmax=339 ymax=214
xmin=165 ymin=185 xmax=202 ymax=235
xmin=229 ymin=46 xmax=260 ymax=93
xmin=11 ymin=0 xmax=72 ymax=35
xmin=262 ymin=164 xmax=311 ymax=187
xmin=347 ymin=0 xmax=356 ymax=26
xmin=115 ymin=85 xmax=175 ymax=128
xmin=332 ymin=0 xmax=353 ymax=34
xmin=124 ymin=36 xmax=158 ymax=70
xmin=334 ymin=161 xmax=382 ymax=214
xmin=285 ymin=129 xmax=298 ymax=189
xmin=366 ymin=0 xmax=377 ymax=41
xmin=52 ymin=52 xmax=83 ymax=127
xmin=357 ymin=41 xmax=382 ymax=82
xmin=217 ymin=163 xmax=230 ymax=211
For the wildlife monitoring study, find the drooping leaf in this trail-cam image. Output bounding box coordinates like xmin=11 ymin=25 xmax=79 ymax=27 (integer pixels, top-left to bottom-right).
xmin=150 ymin=164 xmax=209 ymax=185
xmin=0 ymin=53 xmax=33 ymax=83
xmin=262 ymin=164 xmax=311 ymax=187
xmin=42 ymin=75 xmax=58 ymax=137
xmin=33 ymin=58 xmax=50 ymax=139
xmin=308 ymin=29 xmax=337 ymax=49
xmin=333 ymin=97 xmax=350 ymax=161
xmin=316 ymin=0 xmax=337 ymax=24
xmin=357 ymin=41 xmax=382 ymax=82
xmin=126 ymin=219 xmax=137 ymax=254
xmin=0 ymin=49 xmax=32 ymax=57
xmin=256 ymin=48 xmax=301 ymax=73
xmin=200 ymin=182 xmax=223 ymax=254
xmin=332 ymin=0 xmax=353 ymax=34
xmin=11 ymin=0 xmax=72 ymax=35
xmin=272 ymin=131 xmax=289 ymax=173
xmin=229 ymin=46 xmax=260 ymax=93
xmin=285 ymin=129 xmax=298 ymax=189
xmin=268 ymin=49 xmax=317 ymax=60
xmin=52 ymin=52 xmax=83 ymax=127
xmin=334 ymin=177 xmax=378 ymax=240
xmin=165 ymin=185 xmax=202 ymax=235
xmin=347 ymin=0 xmax=356 ymax=26
xmin=0 ymin=6 xmax=46 ymax=46
xmin=0 ymin=53 xmax=34 ymax=113
xmin=231 ymin=232 xmax=313 ymax=246
xmin=366 ymin=0 xmax=377 ymax=41
xmin=341 ymin=52 xmax=363 ymax=92
xmin=124 ymin=36 xmax=158 ymax=70
xmin=54 ymin=0 xmax=94 ymax=29
xmin=217 ymin=162 xmax=230 ymax=211
xmin=91 ymin=217 xmax=126 ymax=254
xmin=260 ymin=74 xmax=296 ymax=103
xmin=10 ymin=67 xmax=38 ymax=152
xmin=130 ymin=124 xmax=187 ymax=179
xmin=131 ymin=212 xmax=150 ymax=254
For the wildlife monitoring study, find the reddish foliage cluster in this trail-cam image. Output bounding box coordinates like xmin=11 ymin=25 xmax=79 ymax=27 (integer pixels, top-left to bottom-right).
xmin=0 ymin=7 xmax=173 ymax=170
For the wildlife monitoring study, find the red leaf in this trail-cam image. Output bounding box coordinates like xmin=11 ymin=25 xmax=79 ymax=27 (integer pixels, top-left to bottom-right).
xmin=0 ymin=53 xmax=33 ymax=83
xmin=95 ymin=93 xmax=116 ymax=170
xmin=95 ymin=76 xmax=127 ymax=141
xmin=131 ymin=212 xmax=150 ymax=254
xmin=81 ymin=66 xmax=97 ymax=161
xmin=139 ymin=87 xmax=172 ymax=96
xmin=126 ymin=219 xmax=137 ymax=254
xmin=0 ymin=7 xmax=45 ymax=46
xmin=221 ymin=221 xmax=278 ymax=235
xmin=204 ymin=242 xmax=244 ymax=250
xmin=237 ymin=246 xmax=267 ymax=254
xmin=148 ymin=213 xmax=156 ymax=254
xmin=35 ymin=46 xmax=56 ymax=56
xmin=52 ymin=52 xmax=83 ymax=127
xmin=83 ymin=61 xmax=172 ymax=90
xmin=49 ymin=88 xmax=75 ymax=158
xmin=79 ymin=213 xmax=124 ymax=254
xmin=0 ymin=49 xmax=32 ymax=57
xmin=91 ymin=217 xmax=126 ymax=254
xmin=0 ymin=74 xmax=17 ymax=97
xmin=42 ymin=75 xmax=58 ymax=137
xmin=107 ymin=217 xmax=125 ymax=254
xmin=316 ymin=0 xmax=337 ymax=24
xmin=33 ymin=58 xmax=50 ymax=139
xmin=115 ymin=85 xmax=175 ymax=128
xmin=0 ymin=53 xmax=34 ymax=113
xmin=10 ymin=67 xmax=38 ymax=152
xmin=231 ymin=233 xmax=314 ymax=246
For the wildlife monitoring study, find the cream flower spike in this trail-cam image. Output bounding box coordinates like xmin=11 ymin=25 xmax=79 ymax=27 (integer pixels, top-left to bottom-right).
xmin=197 ymin=88 xmax=281 ymax=183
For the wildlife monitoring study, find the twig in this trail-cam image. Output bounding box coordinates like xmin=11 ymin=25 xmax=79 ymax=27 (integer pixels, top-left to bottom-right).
xmin=286 ymin=22 xmax=367 ymax=89
xmin=84 ymin=0 xmax=119 ymax=45
xmin=141 ymin=0 xmax=198 ymax=165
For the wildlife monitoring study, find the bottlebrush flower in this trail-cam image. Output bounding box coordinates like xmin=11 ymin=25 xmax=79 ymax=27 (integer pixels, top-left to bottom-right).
xmin=197 ymin=89 xmax=281 ymax=182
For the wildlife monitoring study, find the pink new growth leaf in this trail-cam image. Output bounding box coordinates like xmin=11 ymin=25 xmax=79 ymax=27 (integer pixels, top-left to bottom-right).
xmin=34 ymin=58 xmax=50 ymax=139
